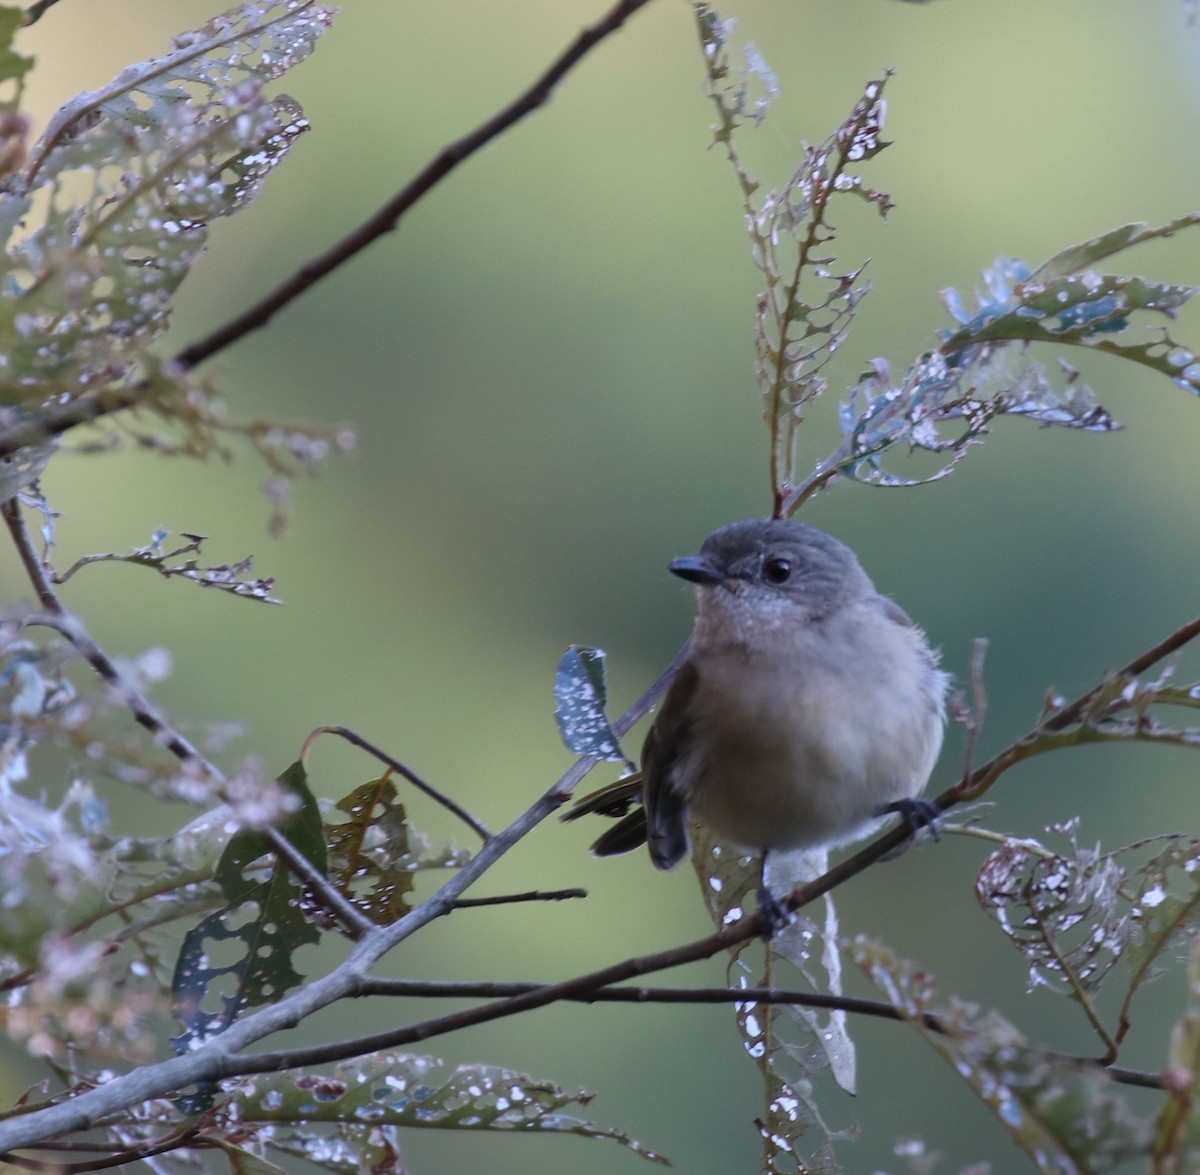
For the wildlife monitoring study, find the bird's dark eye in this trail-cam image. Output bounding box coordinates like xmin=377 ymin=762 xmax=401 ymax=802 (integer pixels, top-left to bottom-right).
xmin=762 ymin=556 xmax=793 ymax=585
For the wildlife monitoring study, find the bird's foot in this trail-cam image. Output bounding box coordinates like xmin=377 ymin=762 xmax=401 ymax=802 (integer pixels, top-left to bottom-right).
xmin=756 ymin=884 xmax=795 ymax=940
xmin=880 ymin=796 xmax=942 ymax=842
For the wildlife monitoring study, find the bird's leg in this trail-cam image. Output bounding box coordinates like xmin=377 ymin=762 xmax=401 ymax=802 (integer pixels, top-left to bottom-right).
xmin=756 ymin=850 xmax=795 ymax=940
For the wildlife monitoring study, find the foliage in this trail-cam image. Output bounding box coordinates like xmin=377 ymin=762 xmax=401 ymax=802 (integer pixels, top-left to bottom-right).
xmin=1 ymin=1 xmax=1200 ymax=1174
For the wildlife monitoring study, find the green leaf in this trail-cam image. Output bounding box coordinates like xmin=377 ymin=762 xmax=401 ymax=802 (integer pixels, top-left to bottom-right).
xmin=324 ymin=776 xmax=415 ymax=926
xmin=1030 ymin=215 xmax=1200 ymax=283
xmin=171 ymin=761 xmax=326 ymax=1056
xmin=554 ymin=645 xmax=630 ymax=765
xmin=230 ymin=1053 xmax=669 ymax=1167
xmin=0 ymin=6 xmax=31 ymax=102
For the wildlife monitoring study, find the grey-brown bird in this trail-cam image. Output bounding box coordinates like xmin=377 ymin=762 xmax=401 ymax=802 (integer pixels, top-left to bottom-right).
xmin=565 ymin=519 xmax=947 ymax=923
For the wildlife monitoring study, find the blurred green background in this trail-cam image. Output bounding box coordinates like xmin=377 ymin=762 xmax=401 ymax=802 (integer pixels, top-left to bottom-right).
xmin=4 ymin=0 xmax=1200 ymax=1170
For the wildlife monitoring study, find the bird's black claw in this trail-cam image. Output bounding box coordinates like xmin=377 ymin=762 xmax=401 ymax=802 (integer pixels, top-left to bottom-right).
xmin=756 ymin=885 xmax=795 ymax=940
xmin=881 ymin=797 xmax=942 ymax=842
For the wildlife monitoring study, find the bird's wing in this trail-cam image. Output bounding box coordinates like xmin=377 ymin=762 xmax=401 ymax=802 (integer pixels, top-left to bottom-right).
xmin=642 ymin=657 xmax=699 ymax=871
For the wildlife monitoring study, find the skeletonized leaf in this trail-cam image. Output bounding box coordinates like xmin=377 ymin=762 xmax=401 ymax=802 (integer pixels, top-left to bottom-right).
xmin=976 ymin=824 xmax=1200 ymax=1040
xmin=0 ymin=1 xmax=334 ymax=409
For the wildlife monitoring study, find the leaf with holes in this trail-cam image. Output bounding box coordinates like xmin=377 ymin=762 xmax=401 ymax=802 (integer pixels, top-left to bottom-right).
xmin=228 ymin=1052 xmax=669 ymax=1168
xmin=171 ymin=761 xmax=326 ymax=1056
xmin=324 ymin=776 xmax=415 ymax=926
xmin=554 ymin=645 xmax=630 ymax=765
xmin=0 ymin=1 xmax=334 ymax=410
xmin=851 ymin=938 xmax=1153 ymax=1170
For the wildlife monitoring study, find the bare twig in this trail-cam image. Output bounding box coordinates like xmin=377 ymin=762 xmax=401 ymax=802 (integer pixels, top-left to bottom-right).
xmin=450 ymin=888 xmax=587 ymax=909
xmin=173 ymin=0 xmax=658 ymax=372
xmin=349 ymin=976 xmax=1163 ymax=1091
xmin=20 ymin=0 xmax=64 ymax=26
xmin=311 ymin=725 xmax=492 ymax=842
xmin=3 ymin=1127 xmax=205 ymax=1173
xmin=1 ymin=500 xmax=366 ymax=940
xmin=0 ymin=582 xmax=1190 ymax=1148
xmin=268 ymin=826 xmax=374 ymax=940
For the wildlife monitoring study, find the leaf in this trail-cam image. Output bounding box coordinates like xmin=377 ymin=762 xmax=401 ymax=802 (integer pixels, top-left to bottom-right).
xmin=171 ymin=761 xmax=325 ymax=1056
xmin=1030 ymin=215 xmax=1200 ymax=283
xmin=0 ymin=5 xmax=32 ymax=101
xmin=975 ymin=826 xmax=1200 ymax=1033
xmin=789 ymin=219 xmax=1200 ymax=510
xmin=690 ymin=828 xmax=855 ymax=1174
xmin=975 ymin=825 xmax=1127 ymax=998
xmin=324 ymin=776 xmax=415 ymax=926
xmin=230 ymin=1053 xmax=669 ymax=1168
xmin=851 ymin=939 xmax=1154 ymax=1171
xmin=1152 ymin=939 xmax=1200 ymax=1167
xmin=554 ymin=645 xmax=630 ymax=765
xmin=0 ymin=1 xmax=334 ymax=412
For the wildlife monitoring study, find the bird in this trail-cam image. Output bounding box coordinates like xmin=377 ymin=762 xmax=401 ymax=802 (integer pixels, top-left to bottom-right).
xmin=563 ymin=518 xmax=948 ymax=929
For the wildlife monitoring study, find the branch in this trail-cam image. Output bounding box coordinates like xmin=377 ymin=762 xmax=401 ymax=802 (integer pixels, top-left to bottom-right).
xmin=350 ymin=976 xmax=1163 ymax=1091
xmin=451 ymin=888 xmax=587 ymax=909
xmin=2 ymin=501 xmax=368 ymax=938
xmin=172 ymin=0 xmax=658 ymax=373
xmin=0 ymin=389 xmax=142 ymax=461
xmin=20 ymin=0 xmax=65 ymax=26
xmin=309 ymin=725 xmax=492 ymax=842
xmin=0 ymin=0 xmax=658 ymax=463
xmin=0 ymin=608 xmax=678 ymax=1154
xmin=0 ymin=596 xmax=1186 ymax=1148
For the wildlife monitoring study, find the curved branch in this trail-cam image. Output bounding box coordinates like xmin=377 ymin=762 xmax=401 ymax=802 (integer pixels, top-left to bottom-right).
xmin=173 ymin=0 xmax=658 ymax=372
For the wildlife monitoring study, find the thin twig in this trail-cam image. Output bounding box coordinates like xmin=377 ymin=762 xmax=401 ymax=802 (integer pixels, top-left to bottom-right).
xmin=20 ymin=0 xmax=65 ymax=26
xmin=451 ymin=888 xmax=587 ymax=909
xmin=350 ymin=976 xmax=1160 ymax=1091
xmin=2 ymin=1126 xmax=204 ymax=1173
xmin=173 ymin=0 xmax=658 ymax=373
xmin=266 ymin=826 xmax=374 ymax=940
xmin=357 ymin=975 xmax=948 ymax=1021
xmin=313 ymin=725 xmax=492 ymax=842
xmin=2 ymin=501 xmax=366 ymax=940
xmin=0 ymin=605 xmax=1190 ymax=1150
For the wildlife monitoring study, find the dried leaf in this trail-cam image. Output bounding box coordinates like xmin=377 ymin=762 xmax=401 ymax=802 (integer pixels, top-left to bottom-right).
xmin=324 ymin=776 xmax=415 ymax=926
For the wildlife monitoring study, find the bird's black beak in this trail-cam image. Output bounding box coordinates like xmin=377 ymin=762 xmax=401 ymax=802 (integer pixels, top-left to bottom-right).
xmin=668 ymin=556 xmax=726 ymax=585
